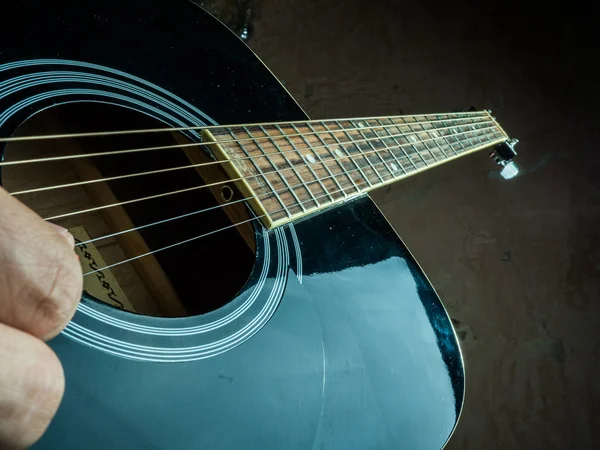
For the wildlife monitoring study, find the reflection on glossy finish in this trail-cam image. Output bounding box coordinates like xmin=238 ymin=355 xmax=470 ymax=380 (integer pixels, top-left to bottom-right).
xmin=0 ymin=1 xmax=464 ymax=448
xmin=37 ymin=197 xmax=463 ymax=450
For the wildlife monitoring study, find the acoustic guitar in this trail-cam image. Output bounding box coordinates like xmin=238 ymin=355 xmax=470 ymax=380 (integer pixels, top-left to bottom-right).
xmin=0 ymin=1 xmax=518 ymax=448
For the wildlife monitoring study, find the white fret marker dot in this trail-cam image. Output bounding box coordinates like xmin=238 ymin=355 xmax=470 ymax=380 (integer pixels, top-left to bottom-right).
xmin=335 ymin=149 xmax=345 ymax=158
xmin=358 ymin=122 xmax=365 ymax=128
xmin=410 ymin=135 xmax=418 ymax=143
xmin=305 ymin=154 xmax=316 ymax=164
xmin=391 ymin=163 xmax=399 ymax=172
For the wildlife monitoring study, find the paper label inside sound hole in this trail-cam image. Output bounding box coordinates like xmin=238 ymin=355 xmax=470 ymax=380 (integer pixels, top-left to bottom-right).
xmin=70 ymin=226 xmax=136 ymax=312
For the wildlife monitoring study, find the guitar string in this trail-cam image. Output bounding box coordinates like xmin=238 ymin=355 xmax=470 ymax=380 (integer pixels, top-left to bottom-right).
xmin=81 ymin=129 xmax=499 ymax=277
xmin=0 ymin=114 xmax=493 ymax=169
xmin=8 ymin=121 xmax=500 ymax=198
xmin=10 ymin=120 xmax=498 ymax=197
xmin=42 ymin=126 xmax=501 ymax=221
xmin=74 ymin=126 xmax=498 ymax=248
xmin=39 ymin=126 xmax=500 ymax=221
xmin=0 ymin=110 xmax=489 ymax=144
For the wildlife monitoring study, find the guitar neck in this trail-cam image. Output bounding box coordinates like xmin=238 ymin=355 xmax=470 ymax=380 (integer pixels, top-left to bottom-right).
xmin=203 ymin=110 xmax=509 ymax=228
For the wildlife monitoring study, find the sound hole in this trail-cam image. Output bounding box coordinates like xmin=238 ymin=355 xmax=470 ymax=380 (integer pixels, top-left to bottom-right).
xmin=0 ymin=104 xmax=257 ymax=318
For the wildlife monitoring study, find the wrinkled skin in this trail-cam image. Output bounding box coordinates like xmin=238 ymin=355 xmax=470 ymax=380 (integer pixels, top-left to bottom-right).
xmin=0 ymin=187 xmax=82 ymax=449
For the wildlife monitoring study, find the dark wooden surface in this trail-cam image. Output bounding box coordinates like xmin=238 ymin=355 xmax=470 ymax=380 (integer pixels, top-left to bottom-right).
xmin=197 ymin=0 xmax=599 ymax=448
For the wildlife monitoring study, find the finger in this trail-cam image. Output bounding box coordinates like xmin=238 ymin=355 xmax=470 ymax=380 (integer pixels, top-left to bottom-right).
xmin=0 ymin=322 xmax=65 ymax=449
xmin=0 ymin=188 xmax=83 ymax=340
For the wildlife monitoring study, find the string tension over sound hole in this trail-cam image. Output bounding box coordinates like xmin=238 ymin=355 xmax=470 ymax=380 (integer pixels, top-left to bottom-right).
xmin=0 ymin=103 xmax=257 ymax=319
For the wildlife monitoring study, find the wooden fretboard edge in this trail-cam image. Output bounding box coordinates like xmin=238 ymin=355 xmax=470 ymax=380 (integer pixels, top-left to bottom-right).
xmin=364 ymin=135 xmax=507 ymax=190
xmin=266 ymin=135 xmax=508 ymax=229
xmin=201 ymin=129 xmax=274 ymax=229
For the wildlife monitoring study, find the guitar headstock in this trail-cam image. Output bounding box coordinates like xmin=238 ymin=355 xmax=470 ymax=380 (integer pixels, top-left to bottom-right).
xmin=484 ymin=110 xmax=519 ymax=180
xmin=490 ymin=138 xmax=519 ymax=180
xmin=454 ymin=107 xmax=519 ymax=180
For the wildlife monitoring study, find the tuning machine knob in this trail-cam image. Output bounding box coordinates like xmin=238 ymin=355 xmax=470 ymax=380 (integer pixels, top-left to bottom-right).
xmin=490 ymin=139 xmax=519 ymax=180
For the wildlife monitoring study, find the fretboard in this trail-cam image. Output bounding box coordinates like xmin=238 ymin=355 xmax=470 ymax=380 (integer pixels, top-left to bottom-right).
xmin=203 ymin=110 xmax=508 ymax=228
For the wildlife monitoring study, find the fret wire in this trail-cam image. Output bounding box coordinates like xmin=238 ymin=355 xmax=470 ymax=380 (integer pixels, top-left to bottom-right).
xmin=426 ymin=118 xmax=450 ymax=158
xmin=398 ymin=118 xmax=429 ymax=169
xmin=257 ymin=125 xmax=305 ymax=213
xmin=482 ymin=124 xmax=499 ymax=142
xmin=270 ymin=126 xmax=497 ymax=222
xmin=305 ymin=122 xmax=349 ymax=197
xmin=453 ymin=116 xmax=472 ymax=153
xmin=0 ymin=112 xmax=491 ymax=146
xmin=470 ymin=119 xmax=497 ymax=145
xmin=212 ymin=115 xmax=491 ymax=158
xmin=238 ymin=127 xmax=291 ymax=217
xmin=433 ymin=115 xmax=459 ymax=156
xmin=273 ymin=120 xmax=495 ymax=202
xmin=221 ymin=121 xmax=500 ymax=221
xmin=366 ymin=123 xmax=399 ymax=177
xmin=448 ymin=119 xmax=466 ymax=155
xmin=404 ymin=119 xmax=437 ymax=164
xmin=62 ymin=126 xmax=502 ymax=228
xmin=453 ymin=117 xmax=487 ymax=152
xmin=465 ymin=123 xmax=482 ymax=146
xmin=451 ymin=117 xmax=471 ymax=154
xmin=4 ymin=117 xmax=493 ymax=172
xmin=378 ymin=118 xmax=418 ymax=172
xmin=267 ymin=126 xmax=309 ymax=212
xmin=469 ymin=121 xmax=486 ymax=145
xmin=354 ymin=121 xmax=396 ymax=180
xmin=448 ymin=124 xmax=492 ymax=158
xmin=323 ymin=121 xmax=370 ymax=190
xmin=414 ymin=121 xmax=442 ymax=162
xmin=76 ymin=128 xmax=498 ymax=267
xmin=431 ymin=118 xmax=459 ymax=159
xmin=473 ymin=127 xmax=496 ymax=146
xmin=373 ymin=119 xmax=408 ymax=175
xmin=491 ymin=125 xmax=505 ymax=140
xmin=319 ymin=122 xmax=362 ymax=194
xmin=352 ymin=121 xmax=387 ymax=181
xmin=484 ymin=125 xmax=497 ymax=143
xmin=249 ymin=127 xmax=292 ymax=205
xmin=450 ymin=119 xmax=490 ymax=155
xmin=296 ymin=126 xmax=492 ymax=205
xmin=394 ymin=118 xmax=428 ymax=168
xmin=274 ymin=124 xmax=320 ymax=207
xmin=244 ymin=118 xmax=491 ymax=164
xmin=475 ymin=123 xmax=494 ymax=145
xmin=290 ymin=123 xmax=335 ymax=202
xmin=260 ymin=125 xmax=306 ymax=211
xmin=333 ymin=120 xmax=374 ymax=188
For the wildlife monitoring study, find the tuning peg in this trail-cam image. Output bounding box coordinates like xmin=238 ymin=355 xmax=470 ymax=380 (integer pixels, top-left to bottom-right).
xmin=500 ymin=161 xmax=519 ymax=179
xmin=490 ymin=139 xmax=519 ymax=180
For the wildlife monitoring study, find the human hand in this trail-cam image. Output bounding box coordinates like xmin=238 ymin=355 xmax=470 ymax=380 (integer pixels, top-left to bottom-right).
xmin=0 ymin=187 xmax=82 ymax=449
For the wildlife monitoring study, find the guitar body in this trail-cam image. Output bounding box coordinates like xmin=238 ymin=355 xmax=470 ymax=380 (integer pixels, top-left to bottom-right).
xmin=0 ymin=1 xmax=464 ymax=448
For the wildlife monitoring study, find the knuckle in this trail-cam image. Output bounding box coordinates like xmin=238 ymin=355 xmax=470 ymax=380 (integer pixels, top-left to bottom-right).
xmin=36 ymin=251 xmax=82 ymax=340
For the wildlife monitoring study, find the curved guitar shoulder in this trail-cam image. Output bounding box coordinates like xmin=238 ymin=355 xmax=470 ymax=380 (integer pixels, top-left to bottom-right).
xmin=0 ymin=1 xmax=518 ymax=449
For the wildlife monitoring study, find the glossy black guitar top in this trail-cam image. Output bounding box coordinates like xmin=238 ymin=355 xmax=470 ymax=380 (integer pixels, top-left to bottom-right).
xmin=0 ymin=1 xmax=464 ymax=448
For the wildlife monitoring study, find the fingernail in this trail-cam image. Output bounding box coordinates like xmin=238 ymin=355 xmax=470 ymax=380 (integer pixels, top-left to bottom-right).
xmin=49 ymin=223 xmax=75 ymax=247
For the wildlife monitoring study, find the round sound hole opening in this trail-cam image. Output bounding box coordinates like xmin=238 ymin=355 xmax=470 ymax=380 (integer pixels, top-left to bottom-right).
xmin=0 ymin=103 xmax=257 ymax=318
